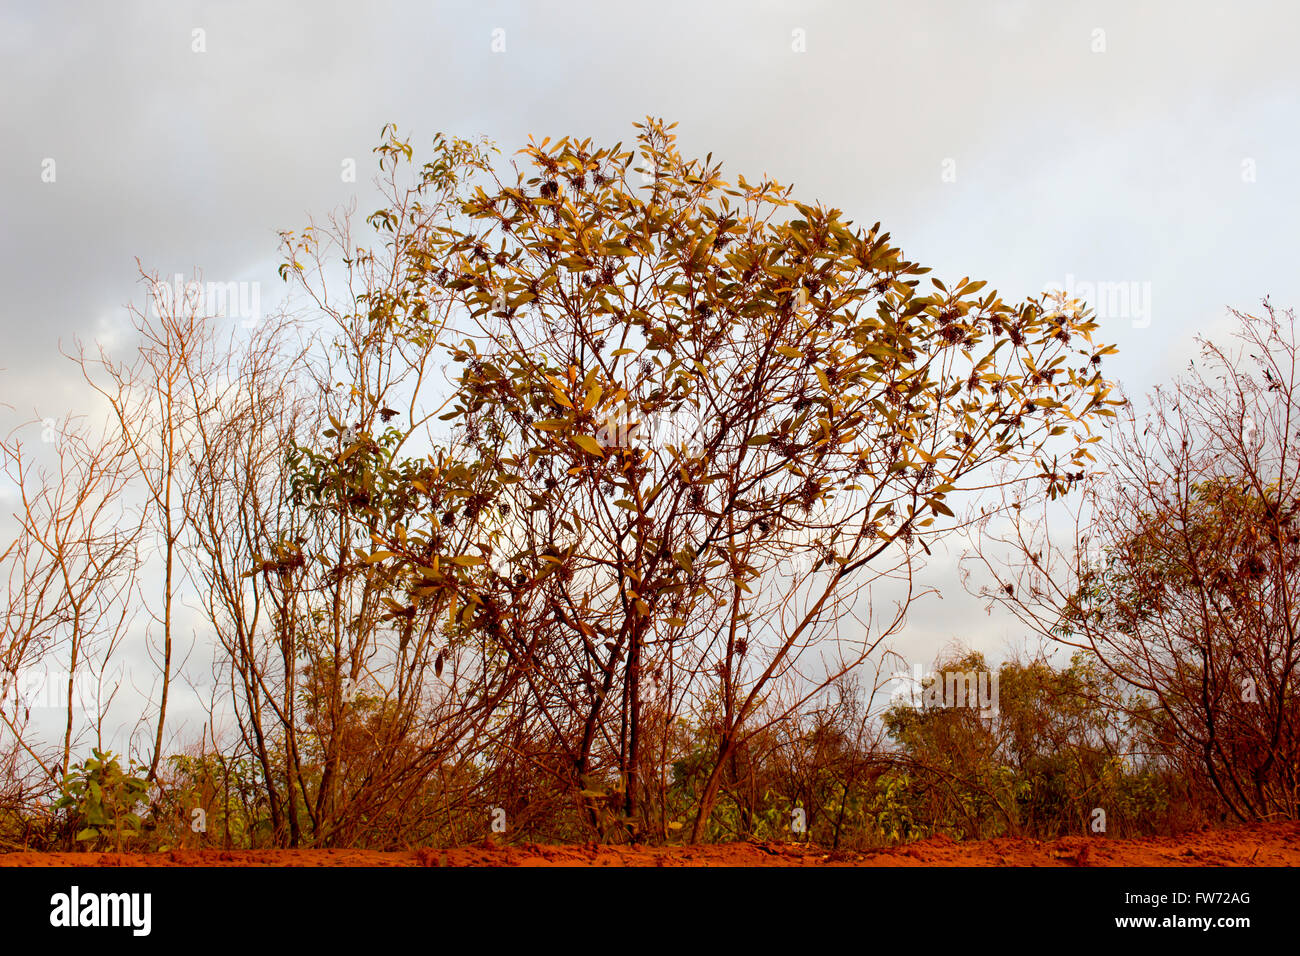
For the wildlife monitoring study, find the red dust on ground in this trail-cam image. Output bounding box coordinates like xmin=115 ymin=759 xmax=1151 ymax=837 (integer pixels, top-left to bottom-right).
xmin=2 ymin=821 xmax=1297 ymax=867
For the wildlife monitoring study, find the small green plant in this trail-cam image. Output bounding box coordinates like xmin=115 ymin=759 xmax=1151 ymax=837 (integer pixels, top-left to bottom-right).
xmin=55 ymin=749 xmax=151 ymax=851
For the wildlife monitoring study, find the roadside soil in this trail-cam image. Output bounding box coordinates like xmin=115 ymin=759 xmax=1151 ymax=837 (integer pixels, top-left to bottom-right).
xmin=3 ymin=821 xmax=1297 ymax=866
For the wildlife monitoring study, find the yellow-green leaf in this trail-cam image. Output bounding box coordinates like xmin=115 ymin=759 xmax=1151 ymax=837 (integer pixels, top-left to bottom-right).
xmin=572 ymin=434 xmax=606 ymax=457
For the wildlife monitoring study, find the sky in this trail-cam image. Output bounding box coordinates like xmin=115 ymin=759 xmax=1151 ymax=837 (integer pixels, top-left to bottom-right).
xmin=2 ymin=0 xmax=1298 ymax=749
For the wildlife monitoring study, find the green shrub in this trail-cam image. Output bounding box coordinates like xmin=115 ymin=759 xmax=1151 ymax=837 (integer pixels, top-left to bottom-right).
xmin=54 ymin=749 xmax=150 ymax=851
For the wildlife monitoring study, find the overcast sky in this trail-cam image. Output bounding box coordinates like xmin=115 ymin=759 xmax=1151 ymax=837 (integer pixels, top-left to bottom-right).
xmin=3 ymin=1 xmax=1298 ymax=744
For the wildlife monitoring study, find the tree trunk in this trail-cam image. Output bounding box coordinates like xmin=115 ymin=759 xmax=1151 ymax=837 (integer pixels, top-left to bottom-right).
xmin=689 ymin=732 xmax=735 ymax=843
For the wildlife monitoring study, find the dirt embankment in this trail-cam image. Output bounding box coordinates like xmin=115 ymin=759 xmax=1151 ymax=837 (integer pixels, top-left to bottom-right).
xmin=3 ymin=821 xmax=1297 ymax=867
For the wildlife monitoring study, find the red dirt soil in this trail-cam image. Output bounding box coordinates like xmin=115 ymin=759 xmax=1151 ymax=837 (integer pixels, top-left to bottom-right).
xmin=3 ymin=821 xmax=1297 ymax=866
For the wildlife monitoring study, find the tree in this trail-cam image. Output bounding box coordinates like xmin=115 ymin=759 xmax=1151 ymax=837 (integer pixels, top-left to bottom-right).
xmin=353 ymin=117 xmax=1119 ymax=839
xmin=968 ymin=300 xmax=1300 ymax=822
xmin=72 ymin=265 xmax=220 ymax=779
xmin=883 ymin=650 xmax=1170 ymax=839
xmin=0 ymin=413 xmax=138 ymax=795
xmin=252 ymin=131 xmax=526 ymax=846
